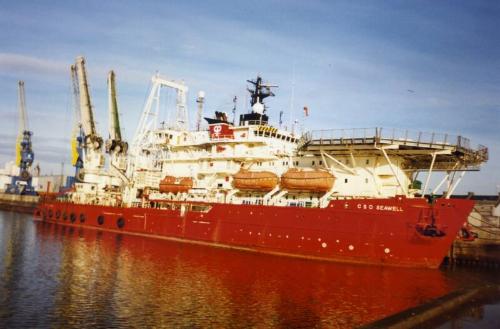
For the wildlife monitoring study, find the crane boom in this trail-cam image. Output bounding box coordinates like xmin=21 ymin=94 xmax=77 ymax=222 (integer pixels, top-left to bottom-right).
xmin=69 ymin=65 xmax=84 ymax=181
xmin=75 ymin=56 xmax=99 ymax=140
xmin=18 ymin=81 xmax=28 ymax=134
xmin=70 ymin=65 xmax=81 ymax=126
xmin=108 ymin=70 xmax=121 ymax=141
xmin=16 ymin=81 xmax=27 ymax=167
xmin=106 ymin=70 xmax=128 ymax=173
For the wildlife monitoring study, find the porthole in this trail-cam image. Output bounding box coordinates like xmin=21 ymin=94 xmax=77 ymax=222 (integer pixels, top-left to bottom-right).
xmin=116 ymin=217 xmax=125 ymax=229
xmin=63 ymin=212 xmax=68 ymax=221
xmin=70 ymin=213 xmax=76 ymax=223
xmin=48 ymin=209 xmax=53 ymax=218
xmin=79 ymin=213 xmax=86 ymax=223
xmin=97 ymin=215 xmax=104 ymax=226
xmin=55 ymin=210 xmax=61 ymax=219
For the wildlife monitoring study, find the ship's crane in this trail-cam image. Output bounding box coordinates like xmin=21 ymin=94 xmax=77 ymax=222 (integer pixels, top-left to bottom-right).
xmin=69 ymin=64 xmax=85 ymax=183
xmin=6 ymin=81 xmax=36 ymax=195
xmin=128 ymin=74 xmax=188 ymax=176
xmin=74 ymin=56 xmax=104 ymax=174
xmin=105 ymin=70 xmax=128 ymax=172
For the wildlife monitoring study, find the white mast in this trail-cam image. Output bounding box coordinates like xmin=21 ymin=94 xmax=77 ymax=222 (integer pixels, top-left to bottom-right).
xmin=196 ymin=90 xmax=205 ymax=131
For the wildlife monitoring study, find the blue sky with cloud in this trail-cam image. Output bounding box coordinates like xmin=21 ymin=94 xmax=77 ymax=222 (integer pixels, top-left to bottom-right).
xmin=0 ymin=0 xmax=498 ymax=193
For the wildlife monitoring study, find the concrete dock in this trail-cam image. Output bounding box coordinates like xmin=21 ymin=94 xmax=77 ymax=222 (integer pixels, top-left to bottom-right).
xmin=0 ymin=192 xmax=38 ymax=214
xmin=447 ymin=195 xmax=500 ymax=267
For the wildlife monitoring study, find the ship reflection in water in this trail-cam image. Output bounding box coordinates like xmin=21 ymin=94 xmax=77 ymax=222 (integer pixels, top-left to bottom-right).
xmin=0 ymin=212 xmax=495 ymax=328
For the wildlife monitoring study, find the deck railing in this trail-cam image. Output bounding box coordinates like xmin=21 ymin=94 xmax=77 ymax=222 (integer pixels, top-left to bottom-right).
xmin=305 ymin=127 xmax=482 ymax=151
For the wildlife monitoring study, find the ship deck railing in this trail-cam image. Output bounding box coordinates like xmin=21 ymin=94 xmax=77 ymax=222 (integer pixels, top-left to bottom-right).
xmin=306 ymin=127 xmax=468 ymax=148
xmin=301 ymin=127 xmax=488 ymax=170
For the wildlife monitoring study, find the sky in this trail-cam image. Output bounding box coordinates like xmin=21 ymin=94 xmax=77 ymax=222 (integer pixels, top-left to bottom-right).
xmin=0 ymin=0 xmax=498 ymax=194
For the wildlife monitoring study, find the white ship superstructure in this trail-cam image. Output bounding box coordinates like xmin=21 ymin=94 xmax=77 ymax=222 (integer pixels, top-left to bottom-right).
xmin=122 ymin=75 xmax=487 ymax=209
xmin=53 ymin=57 xmax=488 ymax=210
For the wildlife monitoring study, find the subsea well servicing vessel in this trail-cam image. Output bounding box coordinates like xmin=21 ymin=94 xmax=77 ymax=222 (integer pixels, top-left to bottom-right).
xmin=35 ymin=57 xmax=489 ymax=268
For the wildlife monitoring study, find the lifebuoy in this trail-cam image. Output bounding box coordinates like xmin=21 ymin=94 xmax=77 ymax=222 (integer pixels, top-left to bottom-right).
xmin=116 ymin=217 xmax=125 ymax=229
xmin=97 ymin=215 xmax=104 ymax=225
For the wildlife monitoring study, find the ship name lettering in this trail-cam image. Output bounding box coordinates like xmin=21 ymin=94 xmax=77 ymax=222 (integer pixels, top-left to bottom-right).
xmin=357 ymin=204 xmax=403 ymax=212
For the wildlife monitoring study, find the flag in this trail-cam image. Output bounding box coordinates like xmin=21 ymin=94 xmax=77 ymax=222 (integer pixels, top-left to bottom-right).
xmin=303 ymin=106 xmax=309 ymax=117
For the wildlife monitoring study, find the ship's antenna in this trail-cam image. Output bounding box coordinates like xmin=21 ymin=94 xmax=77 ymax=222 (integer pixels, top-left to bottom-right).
xmin=288 ymin=62 xmax=296 ymax=132
xmin=232 ymin=96 xmax=237 ymax=125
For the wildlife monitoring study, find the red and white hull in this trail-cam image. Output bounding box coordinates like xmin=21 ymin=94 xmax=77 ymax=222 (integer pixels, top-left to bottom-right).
xmin=35 ymin=196 xmax=473 ymax=269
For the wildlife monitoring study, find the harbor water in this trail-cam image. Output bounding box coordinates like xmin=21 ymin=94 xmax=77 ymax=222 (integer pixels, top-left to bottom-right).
xmin=1 ymin=210 xmax=499 ymax=328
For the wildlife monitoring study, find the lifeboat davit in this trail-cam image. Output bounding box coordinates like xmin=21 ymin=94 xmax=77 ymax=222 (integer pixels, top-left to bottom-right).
xmin=281 ymin=169 xmax=334 ymax=192
xmin=159 ymin=176 xmax=193 ymax=194
xmin=233 ymin=170 xmax=279 ymax=191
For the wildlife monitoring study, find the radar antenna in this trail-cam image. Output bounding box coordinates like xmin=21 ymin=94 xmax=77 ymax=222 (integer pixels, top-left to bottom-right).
xmin=246 ymin=76 xmax=277 ymax=108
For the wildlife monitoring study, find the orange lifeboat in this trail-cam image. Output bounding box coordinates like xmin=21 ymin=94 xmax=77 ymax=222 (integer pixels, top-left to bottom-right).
xmin=281 ymin=169 xmax=334 ymax=192
xmin=159 ymin=176 xmax=193 ymax=194
xmin=233 ymin=169 xmax=279 ymax=191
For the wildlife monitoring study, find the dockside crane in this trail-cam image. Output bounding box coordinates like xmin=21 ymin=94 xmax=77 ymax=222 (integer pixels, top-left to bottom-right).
xmin=6 ymin=81 xmax=36 ymax=195
xmin=105 ymin=70 xmax=128 ymax=173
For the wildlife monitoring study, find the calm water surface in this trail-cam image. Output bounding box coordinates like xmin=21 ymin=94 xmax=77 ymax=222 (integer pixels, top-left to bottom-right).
xmin=0 ymin=210 xmax=498 ymax=328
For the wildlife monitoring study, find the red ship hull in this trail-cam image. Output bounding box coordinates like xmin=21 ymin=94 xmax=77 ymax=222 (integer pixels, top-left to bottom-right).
xmin=34 ymin=196 xmax=473 ymax=269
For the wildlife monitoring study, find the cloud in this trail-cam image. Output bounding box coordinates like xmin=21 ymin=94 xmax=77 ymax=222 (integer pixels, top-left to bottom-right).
xmin=0 ymin=53 xmax=68 ymax=77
